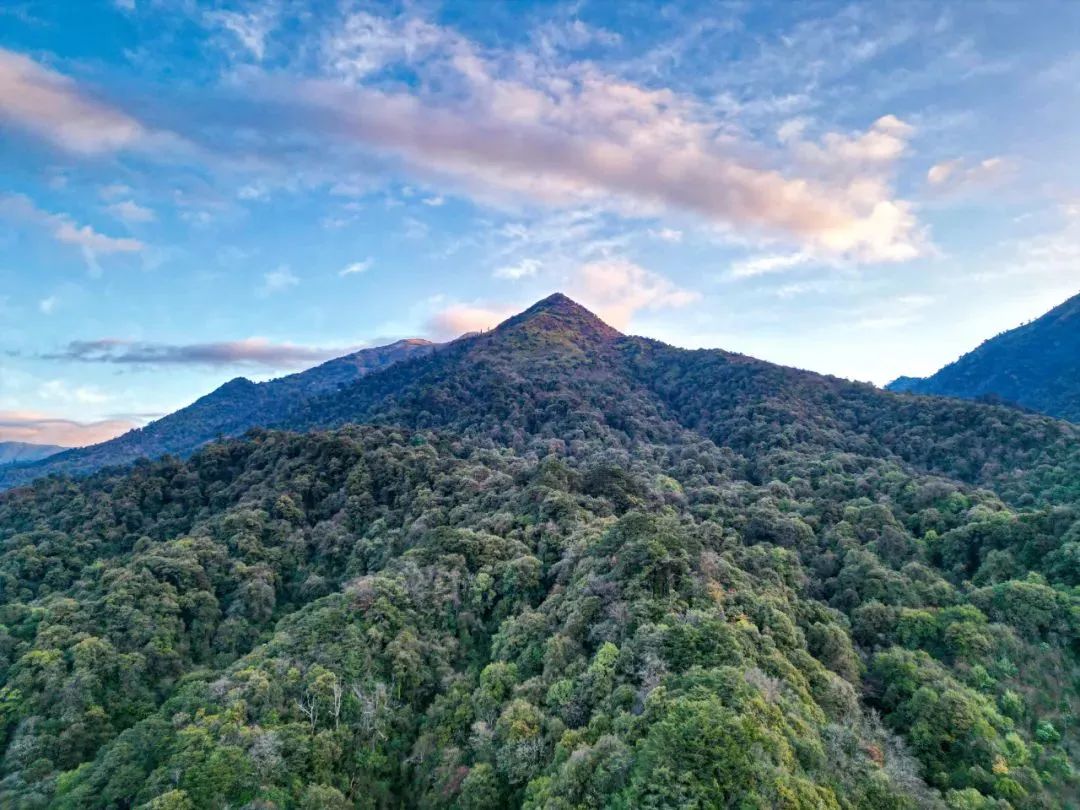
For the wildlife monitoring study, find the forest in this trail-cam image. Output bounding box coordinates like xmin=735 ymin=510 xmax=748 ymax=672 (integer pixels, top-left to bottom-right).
xmin=0 ymin=295 xmax=1076 ymax=808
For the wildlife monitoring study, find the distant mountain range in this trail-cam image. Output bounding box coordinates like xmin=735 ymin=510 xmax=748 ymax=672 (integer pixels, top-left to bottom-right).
xmin=0 ymin=337 xmax=435 ymax=488
xmin=889 ymin=290 xmax=1080 ymax=421
xmin=5 ymin=294 xmax=1080 ymax=493
xmin=0 ymin=441 xmax=65 ymax=466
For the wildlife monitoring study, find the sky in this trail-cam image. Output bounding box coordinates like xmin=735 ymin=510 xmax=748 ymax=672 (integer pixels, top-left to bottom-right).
xmin=1 ymin=0 xmax=1079 ymax=446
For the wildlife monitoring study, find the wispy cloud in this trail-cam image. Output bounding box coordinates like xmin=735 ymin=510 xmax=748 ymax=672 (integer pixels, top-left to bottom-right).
xmin=43 ymin=337 xmax=351 ymax=369
xmin=205 ymin=7 xmax=278 ymax=61
xmin=729 ymin=252 xmax=814 ymax=279
xmin=261 ymin=265 xmax=298 ymax=294
xmin=926 ymin=156 xmax=1011 ymax=194
xmin=0 ymin=48 xmax=151 ymax=155
xmin=38 ymin=379 xmax=111 ymax=405
xmin=106 ymin=199 xmax=156 ymax=223
xmin=339 ymin=258 xmax=373 ymax=276
xmin=494 ymin=258 xmax=542 ymax=280
xmin=0 ymin=193 xmax=144 ymax=267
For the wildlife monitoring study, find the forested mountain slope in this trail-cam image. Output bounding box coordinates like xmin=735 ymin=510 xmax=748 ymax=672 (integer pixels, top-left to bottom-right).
xmin=0 ymin=295 xmax=1077 ymax=808
xmin=0 ymin=339 xmax=435 ymax=489
xmin=888 ymin=291 xmax=1080 ymax=422
xmin=284 ymin=295 xmax=1080 ymax=507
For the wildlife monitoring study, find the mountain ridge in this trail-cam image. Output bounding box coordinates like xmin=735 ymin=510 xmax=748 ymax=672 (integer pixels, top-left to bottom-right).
xmin=0 ymin=441 xmax=65 ymax=466
xmin=887 ymin=290 xmax=1080 ymax=421
xmin=0 ymin=336 xmax=437 ymax=488
xmin=5 ymin=294 xmax=1080 ymax=506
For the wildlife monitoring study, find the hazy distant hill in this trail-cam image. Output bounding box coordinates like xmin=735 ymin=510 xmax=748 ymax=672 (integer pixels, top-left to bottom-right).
xmin=0 ymin=338 xmax=435 ymax=488
xmin=888 ymin=291 xmax=1080 ymax=421
xmin=0 ymin=441 xmax=64 ymax=465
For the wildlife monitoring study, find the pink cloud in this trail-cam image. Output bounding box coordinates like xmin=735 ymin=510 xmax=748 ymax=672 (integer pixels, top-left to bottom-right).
xmin=0 ymin=49 xmax=146 ymax=154
xmin=571 ymin=259 xmax=700 ymax=329
xmin=247 ymin=17 xmax=926 ymax=262
xmin=0 ymin=410 xmax=134 ymax=447
xmin=426 ymin=304 xmax=516 ymax=338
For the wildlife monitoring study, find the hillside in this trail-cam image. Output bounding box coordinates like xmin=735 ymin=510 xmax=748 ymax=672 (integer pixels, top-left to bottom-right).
xmin=0 ymin=294 xmax=1076 ymax=808
xmin=888 ymin=291 xmax=1080 ymax=421
xmin=0 ymin=338 xmax=435 ymax=489
xmin=0 ymin=442 xmax=64 ymax=466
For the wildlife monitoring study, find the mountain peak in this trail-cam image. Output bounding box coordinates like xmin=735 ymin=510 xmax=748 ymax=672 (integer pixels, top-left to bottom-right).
xmin=497 ymin=293 xmax=622 ymax=341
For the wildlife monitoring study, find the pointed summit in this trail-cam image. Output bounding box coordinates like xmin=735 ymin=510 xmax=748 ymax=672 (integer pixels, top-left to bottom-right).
xmin=496 ymin=293 xmax=622 ymax=342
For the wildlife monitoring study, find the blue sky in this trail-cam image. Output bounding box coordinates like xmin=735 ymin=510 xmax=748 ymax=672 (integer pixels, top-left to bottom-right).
xmin=1 ymin=0 xmax=1079 ymax=445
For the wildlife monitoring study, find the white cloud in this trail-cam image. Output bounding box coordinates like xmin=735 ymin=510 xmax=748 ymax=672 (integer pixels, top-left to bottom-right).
xmin=0 ymin=193 xmax=144 ymax=258
xmin=494 ymin=258 xmax=542 ymax=280
xmin=730 ymin=252 xmax=814 ymax=279
xmin=99 ymin=183 xmax=133 ymax=200
xmin=926 ymin=156 xmax=1009 ymax=193
xmin=323 ymin=11 xmax=445 ymax=80
xmin=570 ymin=258 xmax=700 ymax=328
xmin=39 ymin=296 xmax=57 ymax=314
xmin=53 ymin=221 xmax=143 ymax=253
xmin=262 ymin=265 xmax=299 ymax=293
xmin=107 ymin=199 xmax=156 ymax=223
xmin=206 ymin=8 xmax=277 ymax=61
xmin=649 ymin=228 xmax=683 ymax=243
xmin=339 ymin=258 xmax=373 ymax=276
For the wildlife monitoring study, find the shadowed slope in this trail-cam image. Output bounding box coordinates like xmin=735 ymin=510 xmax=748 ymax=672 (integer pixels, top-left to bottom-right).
xmin=888 ymin=291 xmax=1080 ymax=421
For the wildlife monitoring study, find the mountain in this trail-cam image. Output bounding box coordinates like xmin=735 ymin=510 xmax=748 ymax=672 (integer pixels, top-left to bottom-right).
xmin=0 ymin=441 xmax=64 ymax=466
xmin=888 ymin=291 xmax=1080 ymax=421
xmin=0 ymin=294 xmax=1077 ymax=808
xmin=0 ymin=337 xmax=436 ymax=489
xmin=280 ymin=294 xmax=1079 ymax=507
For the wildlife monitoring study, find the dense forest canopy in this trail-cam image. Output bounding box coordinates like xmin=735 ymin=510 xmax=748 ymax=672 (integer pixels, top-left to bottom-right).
xmin=889 ymin=290 xmax=1080 ymax=422
xmin=0 ymin=294 xmax=1076 ymax=808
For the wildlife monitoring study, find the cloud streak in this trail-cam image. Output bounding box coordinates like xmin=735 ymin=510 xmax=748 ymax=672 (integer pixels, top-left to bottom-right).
xmin=0 ymin=193 xmax=144 ymax=257
xmin=44 ymin=337 xmax=353 ymax=369
xmin=0 ymin=48 xmax=147 ymax=154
